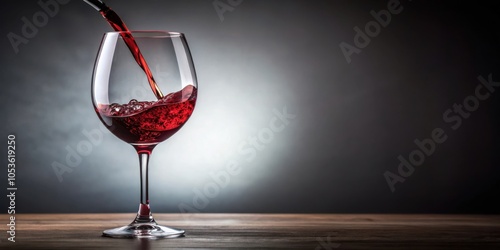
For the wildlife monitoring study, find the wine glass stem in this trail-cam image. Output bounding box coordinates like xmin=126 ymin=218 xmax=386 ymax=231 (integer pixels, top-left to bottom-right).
xmin=135 ymin=152 xmax=154 ymax=223
xmin=139 ymin=153 xmax=149 ymax=205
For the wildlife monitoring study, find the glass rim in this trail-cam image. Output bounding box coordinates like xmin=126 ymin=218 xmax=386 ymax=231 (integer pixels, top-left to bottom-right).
xmin=104 ymin=30 xmax=184 ymax=38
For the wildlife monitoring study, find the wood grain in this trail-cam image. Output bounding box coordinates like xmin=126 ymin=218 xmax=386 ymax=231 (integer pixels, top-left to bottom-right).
xmin=1 ymin=214 xmax=499 ymax=249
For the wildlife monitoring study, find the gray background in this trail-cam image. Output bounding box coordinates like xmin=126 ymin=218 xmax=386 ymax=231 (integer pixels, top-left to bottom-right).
xmin=1 ymin=0 xmax=499 ymax=213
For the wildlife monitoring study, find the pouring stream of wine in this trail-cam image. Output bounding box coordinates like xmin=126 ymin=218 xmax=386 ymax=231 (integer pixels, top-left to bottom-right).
xmin=84 ymin=0 xmax=164 ymax=99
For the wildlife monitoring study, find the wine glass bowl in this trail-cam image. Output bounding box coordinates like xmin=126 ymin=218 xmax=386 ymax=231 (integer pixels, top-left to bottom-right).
xmin=91 ymin=31 xmax=197 ymax=238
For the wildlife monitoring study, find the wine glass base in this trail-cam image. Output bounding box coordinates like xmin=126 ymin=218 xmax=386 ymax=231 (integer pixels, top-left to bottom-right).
xmin=102 ymin=223 xmax=185 ymax=239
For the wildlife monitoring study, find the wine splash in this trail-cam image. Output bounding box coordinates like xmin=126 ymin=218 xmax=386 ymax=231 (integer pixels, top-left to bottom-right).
xmin=84 ymin=0 xmax=164 ymax=99
xmin=97 ymin=85 xmax=197 ymax=144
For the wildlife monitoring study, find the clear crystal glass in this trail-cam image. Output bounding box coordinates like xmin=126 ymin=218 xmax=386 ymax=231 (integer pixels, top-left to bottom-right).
xmin=91 ymin=31 xmax=197 ymax=238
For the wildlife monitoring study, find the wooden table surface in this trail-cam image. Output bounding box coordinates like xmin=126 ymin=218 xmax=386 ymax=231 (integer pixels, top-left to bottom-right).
xmin=1 ymin=214 xmax=500 ymax=249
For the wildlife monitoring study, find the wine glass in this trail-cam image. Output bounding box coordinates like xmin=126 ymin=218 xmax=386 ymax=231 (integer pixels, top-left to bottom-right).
xmin=91 ymin=31 xmax=197 ymax=238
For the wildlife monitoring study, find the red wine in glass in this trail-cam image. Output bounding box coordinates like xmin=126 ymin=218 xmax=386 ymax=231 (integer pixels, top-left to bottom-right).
xmin=97 ymin=85 xmax=197 ymax=149
xmin=84 ymin=0 xmax=164 ymax=99
xmin=87 ymin=1 xmax=199 ymax=236
xmin=92 ymin=30 xmax=197 ymax=238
